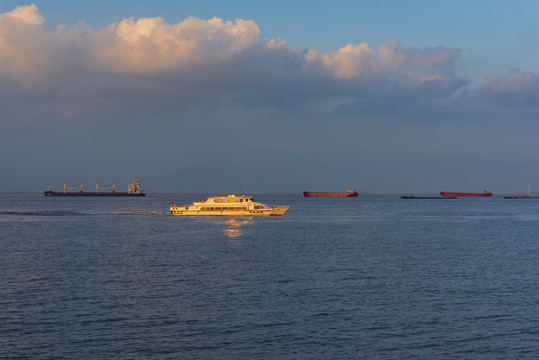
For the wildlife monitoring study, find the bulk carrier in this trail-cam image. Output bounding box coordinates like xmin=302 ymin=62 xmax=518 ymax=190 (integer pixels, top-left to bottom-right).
xmin=44 ymin=180 xmax=146 ymax=197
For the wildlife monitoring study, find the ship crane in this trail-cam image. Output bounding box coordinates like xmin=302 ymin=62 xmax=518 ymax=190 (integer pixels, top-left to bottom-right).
xmin=64 ymin=183 xmax=83 ymax=193
xmin=96 ymin=183 xmax=115 ymax=193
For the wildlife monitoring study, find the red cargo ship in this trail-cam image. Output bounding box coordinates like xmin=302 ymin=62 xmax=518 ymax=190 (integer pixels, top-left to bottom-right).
xmin=440 ymin=190 xmax=492 ymax=197
xmin=303 ymin=189 xmax=358 ymax=197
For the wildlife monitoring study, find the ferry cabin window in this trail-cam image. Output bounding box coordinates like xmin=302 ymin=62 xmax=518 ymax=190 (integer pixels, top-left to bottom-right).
xmin=202 ymin=207 xmax=242 ymax=211
xmin=201 ymin=206 xmax=247 ymax=211
xmin=215 ymin=198 xmax=241 ymax=203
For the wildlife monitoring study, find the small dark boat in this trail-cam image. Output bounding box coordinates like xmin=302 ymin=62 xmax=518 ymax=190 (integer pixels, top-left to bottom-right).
xmin=440 ymin=190 xmax=492 ymax=197
xmin=504 ymin=195 xmax=539 ymax=199
xmin=401 ymin=195 xmax=457 ymax=199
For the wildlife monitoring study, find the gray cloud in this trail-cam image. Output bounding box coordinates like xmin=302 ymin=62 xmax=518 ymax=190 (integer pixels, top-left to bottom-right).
xmin=480 ymin=69 xmax=539 ymax=107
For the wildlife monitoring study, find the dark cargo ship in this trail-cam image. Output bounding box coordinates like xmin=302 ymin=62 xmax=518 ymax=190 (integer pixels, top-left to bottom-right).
xmin=303 ymin=189 xmax=358 ymax=197
xmin=44 ymin=181 xmax=146 ymax=197
xmin=440 ymin=190 xmax=492 ymax=197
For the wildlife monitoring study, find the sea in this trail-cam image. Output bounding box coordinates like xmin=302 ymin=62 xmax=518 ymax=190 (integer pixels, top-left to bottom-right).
xmin=1 ymin=193 xmax=539 ymax=359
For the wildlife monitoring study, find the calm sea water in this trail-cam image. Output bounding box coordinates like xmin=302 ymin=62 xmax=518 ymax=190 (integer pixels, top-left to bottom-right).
xmin=1 ymin=193 xmax=539 ymax=359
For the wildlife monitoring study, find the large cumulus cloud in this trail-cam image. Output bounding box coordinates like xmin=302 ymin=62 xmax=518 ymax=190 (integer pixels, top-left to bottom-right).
xmin=0 ymin=4 xmax=467 ymax=101
xmin=92 ymin=16 xmax=262 ymax=73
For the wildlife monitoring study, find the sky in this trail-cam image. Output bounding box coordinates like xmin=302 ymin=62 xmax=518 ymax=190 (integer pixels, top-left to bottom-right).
xmin=1 ymin=1 xmax=539 ymax=194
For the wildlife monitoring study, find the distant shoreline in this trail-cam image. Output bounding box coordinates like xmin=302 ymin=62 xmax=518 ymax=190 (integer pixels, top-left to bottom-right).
xmin=3 ymin=192 xmax=539 ymax=196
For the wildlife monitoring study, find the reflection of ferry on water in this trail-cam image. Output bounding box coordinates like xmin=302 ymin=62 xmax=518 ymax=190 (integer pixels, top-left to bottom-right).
xmin=170 ymin=195 xmax=289 ymax=216
xmin=223 ymin=219 xmax=250 ymax=238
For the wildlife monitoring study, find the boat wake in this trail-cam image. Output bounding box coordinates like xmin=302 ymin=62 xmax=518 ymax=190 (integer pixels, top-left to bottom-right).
xmin=1 ymin=210 xmax=84 ymax=216
xmin=1 ymin=210 xmax=163 ymax=217
xmin=106 ymin=211 xmax=160 ymax=215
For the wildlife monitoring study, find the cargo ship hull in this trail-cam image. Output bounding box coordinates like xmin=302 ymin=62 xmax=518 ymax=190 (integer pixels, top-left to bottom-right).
xmin=440 ymin=191 xmax=492 ymax=197
xmin=44 ymin=191 xmax=145 ymax=197
xmin=303 ymin=191 xmax=358 ymax=198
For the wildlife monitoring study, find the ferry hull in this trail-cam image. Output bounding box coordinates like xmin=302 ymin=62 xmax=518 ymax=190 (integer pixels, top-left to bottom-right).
xmin=440 ymin=191 xmax=492 ymax=197
xmin=303 ymin=191 xmax=358 ymax=197
xmin=44 ymin=191 xmax=146 ymax=197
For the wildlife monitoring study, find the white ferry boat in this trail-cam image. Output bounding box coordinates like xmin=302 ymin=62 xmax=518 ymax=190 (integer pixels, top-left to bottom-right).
xmin=170 ymin=195 xmax=289 ymax=217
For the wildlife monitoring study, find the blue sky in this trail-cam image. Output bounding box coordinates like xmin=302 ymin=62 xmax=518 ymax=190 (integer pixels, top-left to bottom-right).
xmin=1 ymin=1 xmax=539 ymax=193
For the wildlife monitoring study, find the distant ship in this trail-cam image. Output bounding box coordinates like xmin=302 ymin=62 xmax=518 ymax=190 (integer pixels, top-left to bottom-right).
xmin=44 ymin=180 xmax=146 ymax=196
xmin=440 ymin=190 xmax=492 ymax=197
xmin=504 ymin=195 xmax=539 ymax=199
xmin=303 ymin=189 xmax=358 ymax=198
xmin=170 ymin=194 xmax=289 ymax=216
xmin=401 ymin=195 xmax=457 ymax=199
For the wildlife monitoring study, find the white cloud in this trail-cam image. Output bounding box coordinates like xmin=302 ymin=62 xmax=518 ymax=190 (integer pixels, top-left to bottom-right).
xmin=0 ymin=5 xmax=264 ymax=81
xmin=0 ymin=4 xmax=49 ymax=81
xmin=0 ymin=4 xmax=464 ymax=92
xmin=3 ymin=3 xmax=43 ymax=25
xmin=304 ymin=43 xmax=378 ymax=79
xmin=92 ymin=16 xmax=262 ymax=73
xmin=303 ymin=39 xmax=460 ymax=86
